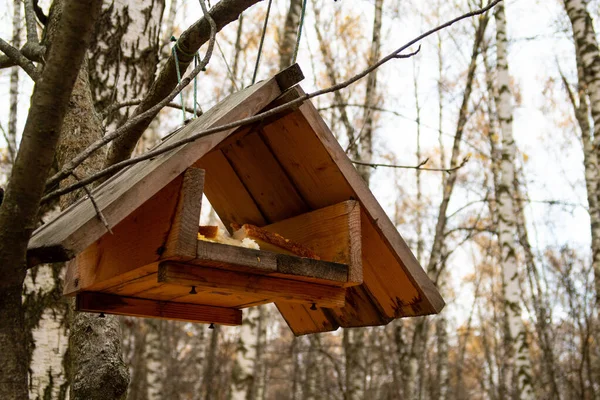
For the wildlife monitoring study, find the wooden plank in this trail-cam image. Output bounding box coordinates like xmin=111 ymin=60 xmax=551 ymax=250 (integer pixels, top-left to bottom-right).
xmin=276 ymin=302 xmax=339 ymax=336
xmin=63 ymin=175 xmax=183 ymax=295
xmin=162 ymin=168 xmax=205 ymax=259
xmin=260 ymin=115 xmax=354 ymax=210
xmin=103 ymin=274 xmax=271 ymax=309
xmin=274 ymin=63 xmax=304 ymax=90
xmin=194 ymin=240 xmax=348 ymax=285
xmin=196 ymin=148 xmax=266 ymax=230
xmin=28 ymin=65 xmax=304 ymax=265
xmin=220 ymin=130 xmax=308 ymax=223
xmin=76 ymin=292 xmax=242 ymax=325
xmin=295 ymin=90 xmax=445 ymax=316
xmin=159 ymin=261 xmax=346 ymax=308
xmin=263 ymin=201 xmax=362 ymax=285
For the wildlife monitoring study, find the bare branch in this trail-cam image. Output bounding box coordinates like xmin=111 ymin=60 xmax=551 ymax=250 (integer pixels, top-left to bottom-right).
xmin=392 ymin=45 xmax=421 ymax=58
xmin=0 ymin=38 xmax=39 ymax=80
xmin=23 ymin=0 xmax=39 ymax=44
xmin=42 ymin=0 xmax=501 ymax=203
xmin=101 ymin=100 xmax=201 ymax=119
xmin=351 ymin=156 xmax=469 ymax=173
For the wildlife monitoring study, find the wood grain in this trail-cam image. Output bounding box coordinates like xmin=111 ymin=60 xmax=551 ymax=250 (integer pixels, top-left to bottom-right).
xmin=295 ymin=90 xmax=445 ymax=316
xmin=162 ymin=168 xmax=205 ymax=259
xmin=63 ymin=175 xmax=183 ymax=295
xmin=263 ymin=200 xmax=362 ymax=285
xmin=159 ymin=261 xmax=346 ymax=307
xmin=76 ymin=292 xmax=242 ymax=325
xmin=28 ymin=68 xmax=302 ymax=265
xmin=220 ymin=130 xmax=308 ymax=223
xmin=196 ymin=147 xmax=266 ymax=230
xmin=194 ymin=240 xmax=349 ymax=285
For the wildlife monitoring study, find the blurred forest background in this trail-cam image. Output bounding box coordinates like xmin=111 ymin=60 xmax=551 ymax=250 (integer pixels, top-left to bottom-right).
xmin=1 ymin=0 xmax=599 ymax=399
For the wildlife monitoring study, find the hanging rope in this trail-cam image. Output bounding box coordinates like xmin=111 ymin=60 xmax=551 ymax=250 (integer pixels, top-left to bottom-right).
xmin=292 ymin=0 xmax=308 ymax=64
xmin=171 ymin=36 xmax=202 ymax=123
xmin=251 ymin=0 xmax=273 ymax=85
xmin=171 ymin=37 xmax=187 ymax=124
xmin=193 ymin=53 xmax=199 ymax=118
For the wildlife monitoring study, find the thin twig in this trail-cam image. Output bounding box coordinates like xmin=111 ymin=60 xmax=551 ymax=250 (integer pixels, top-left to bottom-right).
xmin=41 ymin=0 xmax=501 ymax=203
xmin=70 ymin=172 xmax=113 ymax=234
xmin=101 ymin=100 xmax=200 ymax=119
xmin=0 ymin=37 xmax=39 ymax=80
xmin=351 ymin=156 xmax=470 ymax=173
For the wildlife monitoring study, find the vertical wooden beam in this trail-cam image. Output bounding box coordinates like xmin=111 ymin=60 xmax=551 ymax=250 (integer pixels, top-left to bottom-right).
xmin=162 ymin=167 xmax=205 ymax=259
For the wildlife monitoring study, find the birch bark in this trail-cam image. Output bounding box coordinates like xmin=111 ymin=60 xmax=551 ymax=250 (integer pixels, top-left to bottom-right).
xmin=494 ymin=3 xmax=534 ymax=398
xmin=562 ymin=0 xmax=600 ymax=319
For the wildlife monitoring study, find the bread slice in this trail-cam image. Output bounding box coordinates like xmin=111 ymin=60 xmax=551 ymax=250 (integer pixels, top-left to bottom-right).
xmin=198 ymin=225 xmax=219 ymax=239
xmin=198 ymin=225 xmax=259 ymax=250
xmin=231 ymin=223 xmax=320 ymax=260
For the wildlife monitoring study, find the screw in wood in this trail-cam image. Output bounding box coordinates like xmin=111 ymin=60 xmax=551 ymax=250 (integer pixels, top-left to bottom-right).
xmin=189 ymin=286 xmax=197 ymax=295
xmin=310 ymin=303 xmax=317 ymax=310
xmin=209 ymin=323 xmax=215 ymax=329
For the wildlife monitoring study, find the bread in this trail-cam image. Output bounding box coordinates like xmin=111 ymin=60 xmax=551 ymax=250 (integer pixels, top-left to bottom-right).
xmin=231 ymin=223 xmax=320 ymax=260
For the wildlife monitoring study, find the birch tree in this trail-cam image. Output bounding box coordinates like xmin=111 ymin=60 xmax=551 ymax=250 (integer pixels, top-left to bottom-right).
xmin=562 ymin=0 xmax=600 ymax=322
xmin=493 ymin=3 xmax=534 ymax=398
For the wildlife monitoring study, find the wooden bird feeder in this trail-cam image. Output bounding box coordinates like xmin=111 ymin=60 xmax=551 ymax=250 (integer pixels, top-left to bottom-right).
xmin=27 ymin=64 xmax=444 ymax=335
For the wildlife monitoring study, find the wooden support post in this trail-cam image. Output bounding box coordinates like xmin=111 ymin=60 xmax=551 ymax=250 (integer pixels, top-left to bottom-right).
xmin=76 ymin=292 xmax=242 ymax=326
xmin=159 ymin=261 xmax=347 ymax=308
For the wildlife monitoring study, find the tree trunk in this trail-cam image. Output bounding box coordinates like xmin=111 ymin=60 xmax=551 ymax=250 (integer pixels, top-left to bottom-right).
xmin=7 ymin=0 xmax=21 ymax=163
xmin=356 ymin=0 xmax=383 ymax=184
xmin=0 ymin=0 xmax=102 ymax=398
xmin=405 ymin=13 xmax=488 ymax=399
xmin=231 ymin=306 xmax=263 ymax=400
xmin=203 ymin=325 xmax=220 ymax=400
xmin=494 ymin=4 xmax=534 ymax=398
xmin=279 ymin=0 xmax=302 ymax=69
xmin=89 ymin=0 xmax=165 ymax=128
xmin=562 ymin=0 xmax=600 ymax=326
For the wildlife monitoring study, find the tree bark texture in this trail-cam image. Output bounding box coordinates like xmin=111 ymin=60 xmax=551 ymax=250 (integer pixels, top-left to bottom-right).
xmin=7 ymin=0 xmax=21 ymax=163
xmin=105 ymin=0 xmax=262 ymax=167
xmin=89 ymin=0 xmax=166 ymax=128
xmin=563 ymin=0 xmax=600 ymax=318
xmin=494 ymin=4 xmax=534 ymax=398
xmin=0 ymin=0 xmax=102 ymax=398
xmin=279 ymin=0 xmax=302 ymax=69
xmin=231 ymin=306 xmax=263 ymax=400
xmin=356 ymin=0 xmax=383 ymax=185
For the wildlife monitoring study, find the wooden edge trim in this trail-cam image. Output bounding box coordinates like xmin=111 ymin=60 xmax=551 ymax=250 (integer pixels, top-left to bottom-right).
xmin=195 ymin=240 xmax=349 ymax=285
xmin=275 ymin=302 xmax=340 ymax=336
xmin=344 ymin=200 xmax=363 ymax=285
xmin=274 ymin=63 xmax=304 ymax=91
xmin=162 ymin=167 xmax=205 ymax=259
xmin=159 ymin=261 xmax=346 ymax=308
xmin=76 ymin=292 xmax=241 ymax=326
xmin=295 ymin=89 xmax=445 ymax=314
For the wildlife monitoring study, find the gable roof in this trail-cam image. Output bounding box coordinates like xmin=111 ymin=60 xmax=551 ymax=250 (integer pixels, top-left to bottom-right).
xmin=28 ymin=65 xmax=444 ymax=335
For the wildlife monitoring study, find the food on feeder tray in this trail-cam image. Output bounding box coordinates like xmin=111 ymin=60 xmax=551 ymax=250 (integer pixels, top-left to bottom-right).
xmin=197 ymin=225 xmax=219 ymax=239
xmin=197 ymin=226 xmax=259 ymax=250
xmin=231 ymin=223 xmax=320 ymax=260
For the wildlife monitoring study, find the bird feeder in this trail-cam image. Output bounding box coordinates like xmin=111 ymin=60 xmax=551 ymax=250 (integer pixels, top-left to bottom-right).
xmin=27 ymin=64 xmax=444 ymax=335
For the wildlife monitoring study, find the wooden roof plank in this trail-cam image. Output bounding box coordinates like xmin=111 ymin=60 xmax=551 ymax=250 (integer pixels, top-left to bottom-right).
xmin=294 ymin=90 xmax=445 ymax=315
xmin=28 ymin=66 xmax=304 ymax=264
